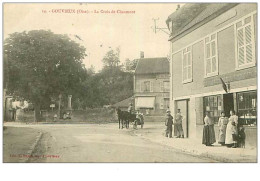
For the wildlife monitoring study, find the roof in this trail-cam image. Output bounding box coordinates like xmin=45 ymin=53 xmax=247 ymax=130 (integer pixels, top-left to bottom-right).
xmin=135 ymin=57 xmax=169 ymax=75
xmin=112 ymin=97 xmax=132 ymax=108
xmin=166 ymin=3 xmax=238 ymax=40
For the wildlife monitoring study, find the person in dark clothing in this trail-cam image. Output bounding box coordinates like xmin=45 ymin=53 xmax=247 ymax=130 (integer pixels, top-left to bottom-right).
xmin=165 ymin=110 xmax=174 ymax=138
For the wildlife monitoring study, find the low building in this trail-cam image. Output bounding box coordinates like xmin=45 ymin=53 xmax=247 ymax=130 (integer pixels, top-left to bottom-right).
xmin=134 ymin=57 xmax=170 ymax=116
xmin=112 ymin=97 xmax=133 ymax=111
xmin=167 ymin=3 xmax=257 ymax=147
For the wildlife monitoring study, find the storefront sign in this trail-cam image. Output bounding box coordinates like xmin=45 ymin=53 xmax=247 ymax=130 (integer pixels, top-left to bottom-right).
xmin=204 ymin=67 xmax=256 ymax=87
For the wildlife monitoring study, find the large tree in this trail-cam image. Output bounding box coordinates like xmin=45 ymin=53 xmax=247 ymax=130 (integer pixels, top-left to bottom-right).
xmin=4 ymin=30 xmax=87 ymax=121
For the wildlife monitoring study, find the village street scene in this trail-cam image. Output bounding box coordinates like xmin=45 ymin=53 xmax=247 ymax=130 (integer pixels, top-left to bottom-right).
xmin=3 ymin=3 xmax=257 ymax=163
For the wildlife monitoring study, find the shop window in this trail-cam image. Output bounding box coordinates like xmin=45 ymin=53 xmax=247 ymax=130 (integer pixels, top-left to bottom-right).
xmin=237 ymin=91 xmax=257 ymax=126
xmin=203 ymin=95 xmax=222 ymax=124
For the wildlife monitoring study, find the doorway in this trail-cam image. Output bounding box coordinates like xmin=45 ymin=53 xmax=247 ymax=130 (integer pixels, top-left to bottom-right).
xmin=223 ymin=93 xmax=234 ymax=117
xmin=176 ymin=99 xmax=189 ymax=138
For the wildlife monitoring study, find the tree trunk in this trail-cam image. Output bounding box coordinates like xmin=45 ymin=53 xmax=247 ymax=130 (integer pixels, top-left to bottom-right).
xmin=34 ymin=103 xmax=41 ymax=122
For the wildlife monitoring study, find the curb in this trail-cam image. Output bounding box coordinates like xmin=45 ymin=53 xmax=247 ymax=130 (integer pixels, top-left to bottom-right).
xmin=18 ymin=131 xmax=43 ymax=163
xmin=132 ymin=131 xmax=255 ymax=163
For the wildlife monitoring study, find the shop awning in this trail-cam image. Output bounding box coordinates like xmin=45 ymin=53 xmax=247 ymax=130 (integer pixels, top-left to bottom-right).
xmin=135 ymin=97 xmax=155 ymax=108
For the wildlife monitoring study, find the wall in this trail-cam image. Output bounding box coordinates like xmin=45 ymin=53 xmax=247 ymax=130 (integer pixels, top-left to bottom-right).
xmin=169 ymin=4 xmax=257 ymax=142
xmin=171 ymin=4 xmax=257 ymax=99
xmin=135 ymin=73 xmax=170 ymax=115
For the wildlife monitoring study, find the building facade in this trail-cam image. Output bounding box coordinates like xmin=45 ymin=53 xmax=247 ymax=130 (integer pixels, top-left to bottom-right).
xmin=167 ymin=3 xmax=257 ymax=146
xmin=134 ymin=57 xmax=170 ymax=116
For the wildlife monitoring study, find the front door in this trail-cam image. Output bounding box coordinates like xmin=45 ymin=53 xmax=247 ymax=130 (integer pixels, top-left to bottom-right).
xmin=176 ymin=99 xmax=189 ymax=138
xmin=223 ymin=93 xmax=234 ymax=117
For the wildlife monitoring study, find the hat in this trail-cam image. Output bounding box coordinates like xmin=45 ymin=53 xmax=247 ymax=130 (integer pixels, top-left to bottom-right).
xmin=166 ymin=109 xmax=171 ymax=113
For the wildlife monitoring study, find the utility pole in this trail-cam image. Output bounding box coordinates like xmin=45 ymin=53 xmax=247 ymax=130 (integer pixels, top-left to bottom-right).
xmin=151 ymin=18 xmax=170 ymax=35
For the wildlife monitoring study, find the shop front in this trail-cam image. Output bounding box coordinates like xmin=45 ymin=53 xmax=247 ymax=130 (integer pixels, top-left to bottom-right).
xmin=202 ymin=90 xmax=257 ymax=147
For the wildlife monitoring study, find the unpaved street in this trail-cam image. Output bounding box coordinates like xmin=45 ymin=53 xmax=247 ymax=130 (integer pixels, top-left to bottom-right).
xmin=4 ymin=123 xmax=216 ymax=163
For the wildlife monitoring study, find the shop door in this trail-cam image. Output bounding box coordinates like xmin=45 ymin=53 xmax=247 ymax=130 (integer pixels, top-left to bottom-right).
xmin=176 ymin=99 xmax=189 ymax=138
xmin=223 ymin=93 xmax=234 ymax=117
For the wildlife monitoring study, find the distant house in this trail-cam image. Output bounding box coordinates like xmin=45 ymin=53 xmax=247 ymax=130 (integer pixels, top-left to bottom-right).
xmin=134 ymin=57 xmax=170 ymax=115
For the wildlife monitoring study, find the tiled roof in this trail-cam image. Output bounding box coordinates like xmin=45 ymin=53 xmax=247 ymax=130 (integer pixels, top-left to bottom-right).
xmin=135 ymin=57 xmax=169 ymax=75
xmin=166 ymin=3 xmax=238 ymax=40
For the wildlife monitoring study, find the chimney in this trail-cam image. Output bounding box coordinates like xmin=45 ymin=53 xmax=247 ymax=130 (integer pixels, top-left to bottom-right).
xmin=140 ymin=51 xmax=144 ymax=58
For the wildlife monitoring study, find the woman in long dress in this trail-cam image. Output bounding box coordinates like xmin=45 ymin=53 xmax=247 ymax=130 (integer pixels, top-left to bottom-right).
xmin=218 ymin=112 xmax=228 ymax=145
xmin=225 ymin=110 xmax=238 ymax=148
xmin=202 ymin=112 xmax=216 ymax=146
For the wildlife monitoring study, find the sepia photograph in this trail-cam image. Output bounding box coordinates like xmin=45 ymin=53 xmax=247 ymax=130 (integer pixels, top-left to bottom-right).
xmin=2 ymin=2 xmax=257 ymax=163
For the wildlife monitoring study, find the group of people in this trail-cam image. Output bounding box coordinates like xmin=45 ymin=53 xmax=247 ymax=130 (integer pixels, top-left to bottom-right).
xmin=202 ymin=110 xmax=245 ymax=148
xmin=164 ymin=108 xmax=245 ymax=148
xmin=165 ymin=109 xmax=184 ymax=138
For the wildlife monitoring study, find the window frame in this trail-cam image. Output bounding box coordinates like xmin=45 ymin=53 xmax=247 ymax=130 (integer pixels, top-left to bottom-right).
xmin=140 ymin=80 xmax=153 ymax=92
xmin=162 ymin=81 xmax=170 ymax=92
xmin=182 ymin=46 xmax=193 ymax=83
xmin=204 ymin=33 xmax=219 ymax=78
xmin=234 ymin=14 xmax=256 ymax=70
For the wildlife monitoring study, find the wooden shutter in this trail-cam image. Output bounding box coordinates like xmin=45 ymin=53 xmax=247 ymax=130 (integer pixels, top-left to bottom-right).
xmin=160 ymin=81 xmax=164 ymax=92
xmin=245 ymin=25 xmax=253 ymax=63
xmin=237 ymin=28 xmax=245 ymax=66
xmin=140 ymin=81 xmax=144 ymax=92
xmin=183 ymin=53 xmax=187 ymax=81
xmin=187 ymin=52 xmax=192 ymax=79
xmin=150 ymin=81 xmax=153 ymax=92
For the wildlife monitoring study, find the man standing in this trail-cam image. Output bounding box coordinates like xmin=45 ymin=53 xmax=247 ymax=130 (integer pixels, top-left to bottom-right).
xmin=165 ymin=110 xmax=173 ymax=138
xmin=175 ymin=109 xmax=184 ymax=138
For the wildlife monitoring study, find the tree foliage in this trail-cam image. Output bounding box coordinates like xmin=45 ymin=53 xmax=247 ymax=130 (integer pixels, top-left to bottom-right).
xmin=4 ymin=30 xmax=87 ymax=120
xmin=4 ymin=30 xmax=134 ymax=116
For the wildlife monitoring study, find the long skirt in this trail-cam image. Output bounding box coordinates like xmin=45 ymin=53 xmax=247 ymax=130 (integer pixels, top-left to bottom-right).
xmin=225 ymin=122 xmax=237 ymax=144
xmin=218 ymin=125 xmax=227 ymax=144
xmin=202 ymin=125 xmax=216 ymax=146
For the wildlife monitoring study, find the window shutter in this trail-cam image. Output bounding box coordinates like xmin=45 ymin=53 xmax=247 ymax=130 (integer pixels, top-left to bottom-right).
xmin=160 ymin=81 xmax=164 ymax=92
xmin=140 ymin=82 xmax=144 ymax=92
xmin=206 ymin=59 xmax=211 ymax=75
xmin=212 ymin=57 xmax=217 ymax=73
xmin=245 ymin=25 xmax=253 ymax=63
xmin=237 ymin=28 xmax=245 ymax=66
xmin=136 ymin=81 xmax=140 ymax=92
xmin=150 ymin=81 xmax=153 ymax=92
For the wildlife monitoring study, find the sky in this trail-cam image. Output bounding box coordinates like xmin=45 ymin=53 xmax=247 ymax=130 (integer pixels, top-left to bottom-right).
xmin=4 ymin=3 xmax=183 ymax=71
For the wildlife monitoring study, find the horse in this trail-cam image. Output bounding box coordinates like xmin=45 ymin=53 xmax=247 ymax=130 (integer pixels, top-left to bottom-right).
xmin=116 ymin=108 xmax=128 ymax=129
xmin=116 ymin=108 xmax=137 ymax=129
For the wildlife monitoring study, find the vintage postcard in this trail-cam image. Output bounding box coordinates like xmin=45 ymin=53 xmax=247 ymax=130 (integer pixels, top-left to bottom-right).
xmin=3 ymin=2 xmax=257 ymax=163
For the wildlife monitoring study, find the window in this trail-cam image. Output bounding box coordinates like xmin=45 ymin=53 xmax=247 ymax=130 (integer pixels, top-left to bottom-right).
xmin=237 ymin=91 xmax=257 ymax=126
xmin=160 ymin=81 xmax=170 ymax=92
xmin=141 ymin=81 xmax=153 ymax=92
xmin=203 ymin=95 xmax=222 ymax=124
xmin=182 ymin=46 xmax=192 ymax=83
xmin=235 ymin=15 xmax=256 ymax=70
xmin=204 ymin=33 xmax=218 ymax=77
